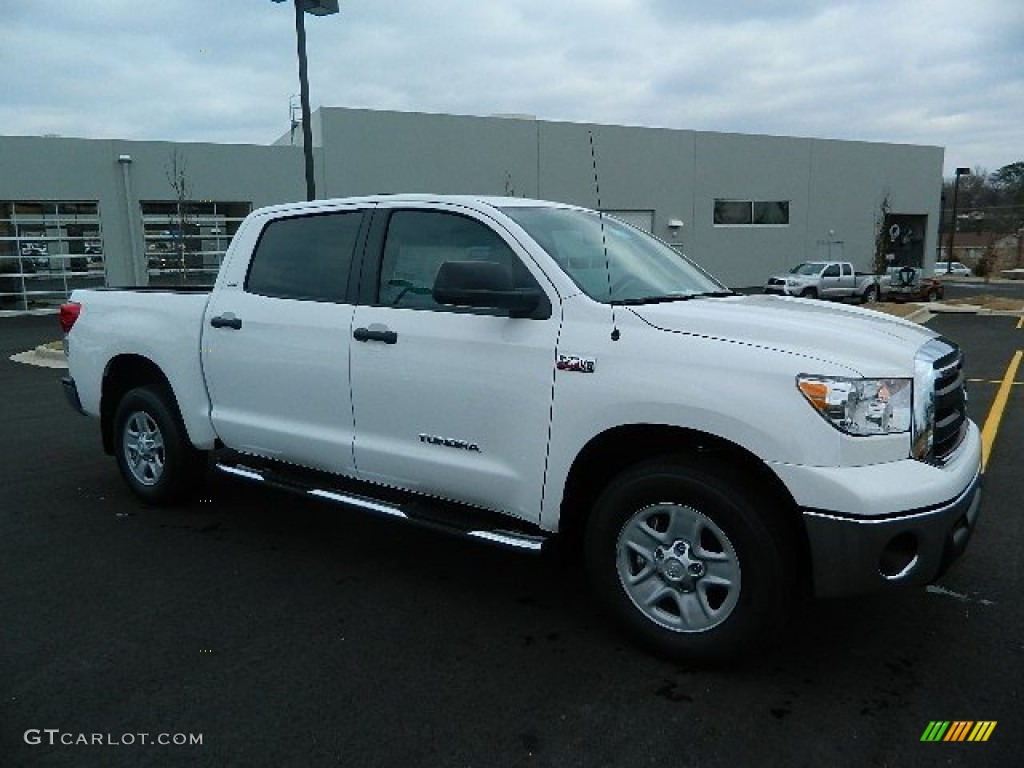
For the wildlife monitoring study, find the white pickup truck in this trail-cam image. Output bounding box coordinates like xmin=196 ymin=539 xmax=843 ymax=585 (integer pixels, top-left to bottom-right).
xmin=61 ymin=195 xmax=982 ymax=662
xmin=765 ymin=260 xmax=882 ymax=303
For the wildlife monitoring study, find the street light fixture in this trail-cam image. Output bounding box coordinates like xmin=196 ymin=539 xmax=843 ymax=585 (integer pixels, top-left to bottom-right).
xmin=945 ymin=167 xmax=971 ymax=275
xmin=272 ymin=0 xmax=340 ymax=201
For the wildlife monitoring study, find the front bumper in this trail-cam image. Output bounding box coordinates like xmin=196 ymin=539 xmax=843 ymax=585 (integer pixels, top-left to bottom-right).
xmin=802 ymin=470 xmax=981 ymax=597
xmin=770 ymin=420 xmax=983 ymax=597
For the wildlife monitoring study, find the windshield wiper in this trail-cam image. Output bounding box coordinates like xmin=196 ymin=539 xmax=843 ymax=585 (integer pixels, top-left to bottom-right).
xmin=612 ymin=294 xmax=699 ymax=306
xmin=612 ymin=290 xmax=737 ymax=305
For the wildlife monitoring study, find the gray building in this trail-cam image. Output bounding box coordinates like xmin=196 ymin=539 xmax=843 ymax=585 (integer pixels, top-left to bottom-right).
xmin=0 ymin=107 xmax=943 ymax=311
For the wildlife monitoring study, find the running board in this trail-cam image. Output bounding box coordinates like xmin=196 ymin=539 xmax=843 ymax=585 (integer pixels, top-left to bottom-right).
xmin=214 ymin=461 xmax=547 ymax=553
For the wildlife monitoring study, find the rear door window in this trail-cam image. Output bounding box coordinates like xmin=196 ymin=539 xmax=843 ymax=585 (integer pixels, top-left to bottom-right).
xmin=246 ymin=211 xmax=364 ymax=303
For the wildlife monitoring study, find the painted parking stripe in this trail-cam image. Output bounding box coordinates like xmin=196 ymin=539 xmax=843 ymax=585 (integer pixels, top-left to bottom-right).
xmin=980 ymin=349 xmax=1023 ymax=472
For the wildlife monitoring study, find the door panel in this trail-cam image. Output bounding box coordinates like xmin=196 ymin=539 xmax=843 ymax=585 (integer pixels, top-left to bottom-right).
xmin=349 ymin=207 xmax=559 ymax=521
xmin=204 ymin=293 xmax=356 ymax=472
xmin=202 ymin=209 xmax=365 ymax=474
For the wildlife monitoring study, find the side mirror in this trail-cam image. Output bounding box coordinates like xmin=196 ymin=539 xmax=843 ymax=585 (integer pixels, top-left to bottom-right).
xmin=432 ymin=260 xmax=547 ymax=318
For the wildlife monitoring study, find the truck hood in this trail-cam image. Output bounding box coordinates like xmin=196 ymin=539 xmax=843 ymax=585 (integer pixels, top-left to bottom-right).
xmin=627 ymin=294 xmax=936 ymax=375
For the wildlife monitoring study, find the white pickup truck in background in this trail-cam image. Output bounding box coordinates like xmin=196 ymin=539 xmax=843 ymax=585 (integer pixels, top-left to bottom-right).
xmin=61 ymin=195 xmax=983 ymax=662
xmin=764 ymin=260 xmax=881 ymax=303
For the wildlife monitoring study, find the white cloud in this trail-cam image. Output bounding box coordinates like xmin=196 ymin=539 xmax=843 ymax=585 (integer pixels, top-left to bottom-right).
xmin=0 ymin=0 xmax=1020 ymax=175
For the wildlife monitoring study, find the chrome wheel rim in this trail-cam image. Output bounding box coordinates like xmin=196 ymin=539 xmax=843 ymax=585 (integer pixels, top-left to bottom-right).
xmin=123 ymin=411 xmax=166 ymax=487
xmin=616 ymin=503 xmax=741 ymax=633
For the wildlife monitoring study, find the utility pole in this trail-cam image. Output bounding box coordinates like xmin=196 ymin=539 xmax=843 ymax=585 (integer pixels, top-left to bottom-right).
xmin=945 ymin=167 xmax=970 ymax=274
xmin=272 ymin=1 xmax=340 ymax=201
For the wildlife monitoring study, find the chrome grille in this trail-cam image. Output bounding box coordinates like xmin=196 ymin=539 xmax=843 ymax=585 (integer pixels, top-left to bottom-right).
xmin=930 ymin=340 xmax=968 ymax=462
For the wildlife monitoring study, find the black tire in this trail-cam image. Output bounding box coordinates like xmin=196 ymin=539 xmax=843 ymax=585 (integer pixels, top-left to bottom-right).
xmin=926 ymin=288 xmax=940 ymax=302
xmin=862 ymin=285 xmax=879 ymax=304
xmin=584 ymin=457 xmax=796 ymax=663
xmin=113 ymin=386 xmax=206 ymax=505
xmin=800 ymin=288 xmax=817 ymax=299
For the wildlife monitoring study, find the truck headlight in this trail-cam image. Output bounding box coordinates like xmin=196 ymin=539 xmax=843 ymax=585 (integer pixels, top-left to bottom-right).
xmin=797 ymin=375 xmax=912 ymax=436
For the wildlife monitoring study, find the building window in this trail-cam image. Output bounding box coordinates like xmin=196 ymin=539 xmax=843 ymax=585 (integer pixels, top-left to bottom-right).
xmin=714 ymin=200 xmax=790 ymax=226
xmin=141 ymin=200 xmax=251 ymax=285
xmin=0 ymin=200 xmax=104 ymax=311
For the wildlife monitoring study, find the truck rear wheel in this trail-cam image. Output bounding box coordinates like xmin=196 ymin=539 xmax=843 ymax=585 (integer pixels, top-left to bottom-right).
xmin=862 ymin=285 xmax=879 ymax=304
xmin=113 ymin=386 xmax=206 ymax=505
xmin=584 ymin=457 xmax=794 ymax=663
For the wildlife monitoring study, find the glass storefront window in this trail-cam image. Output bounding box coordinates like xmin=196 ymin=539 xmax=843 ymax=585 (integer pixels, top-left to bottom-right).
xmin=141 ymin=200 xmax=251 ymax=286
xmin=0 ymin=200 xmax=105 ymax=311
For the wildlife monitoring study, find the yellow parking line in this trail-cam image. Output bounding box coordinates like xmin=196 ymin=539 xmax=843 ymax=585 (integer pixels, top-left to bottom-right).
xmin=981 ymin=350 xmax=1023 ymax=472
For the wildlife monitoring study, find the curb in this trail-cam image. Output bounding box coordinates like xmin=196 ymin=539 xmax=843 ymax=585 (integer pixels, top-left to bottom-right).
xmin=903 ymin=305 xmax=933 ymax=324
xmin=33 ymin=344 xmax=67 ymax=361
xmin=8 ymin=350 xmax=68 ymax=369
xmin=0 ymin=308 xmax=60 ymax=319
xmin=8 ymin=342 xmax=68 ymax=370
xmin=901 ymin=303 xmax=1024 ymax=324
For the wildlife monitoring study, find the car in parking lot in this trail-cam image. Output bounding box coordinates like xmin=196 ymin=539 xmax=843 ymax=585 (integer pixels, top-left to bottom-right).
xmin=880 ymin=266 xmax=944 ymax=302
xmin=933 ymin=261 xmax=972 ymax=277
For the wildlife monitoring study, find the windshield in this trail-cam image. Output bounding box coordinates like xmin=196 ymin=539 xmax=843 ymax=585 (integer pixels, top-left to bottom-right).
xmin=499 ymin=206 xmax=727 ymax=304
xmin=790 ymin=262 xmax=827 ymax=275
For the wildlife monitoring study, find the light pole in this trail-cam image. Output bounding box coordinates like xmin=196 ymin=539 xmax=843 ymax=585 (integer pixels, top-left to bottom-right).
xmin=945 ymin=167 xmax=970 ymax=274
xmin=272 ymin=0 xmax=340 ymax=201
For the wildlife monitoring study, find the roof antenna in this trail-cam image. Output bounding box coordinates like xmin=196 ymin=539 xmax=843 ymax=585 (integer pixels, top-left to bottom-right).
xmin=589 ymin=130 xmax=620 ymax=341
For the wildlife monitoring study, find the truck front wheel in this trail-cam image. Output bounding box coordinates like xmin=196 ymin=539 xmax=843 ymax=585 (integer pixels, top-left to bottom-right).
xmin=113 ymin=386 xmax=206 ymax=505
xmin=585 ymin=458 xmax=794 ymax=663
xmin=800 ymin=288 xmax=817 ymax=299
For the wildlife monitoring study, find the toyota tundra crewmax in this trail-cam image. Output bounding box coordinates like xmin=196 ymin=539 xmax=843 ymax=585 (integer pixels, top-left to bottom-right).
xmin=60 ymin=195 xmax=983 ymax=662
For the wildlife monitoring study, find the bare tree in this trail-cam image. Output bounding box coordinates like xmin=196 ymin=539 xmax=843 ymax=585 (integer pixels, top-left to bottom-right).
xmin=872 ymin=191 xmax=892 ymax=274
xmin=165 ymin=150 xmax=193 ymax=281
xmin=504 ymin=170 xmax=516 ymax=197
xmin=942 ymin=161 xmax=1024 ymax=235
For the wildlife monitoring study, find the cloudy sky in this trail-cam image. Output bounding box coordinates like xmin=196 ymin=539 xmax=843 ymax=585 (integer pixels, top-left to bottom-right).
xmin=2 ymin=0 xmax=1021 ymax=177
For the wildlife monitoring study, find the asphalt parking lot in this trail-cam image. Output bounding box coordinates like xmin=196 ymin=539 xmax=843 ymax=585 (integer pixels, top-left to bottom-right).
xmin=2 ymin=311 xmax=1022 ymax=768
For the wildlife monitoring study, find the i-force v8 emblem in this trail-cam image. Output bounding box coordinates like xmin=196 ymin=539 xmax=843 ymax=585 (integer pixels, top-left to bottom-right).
xmin=557 ymin=354 xmax=596 ymax=374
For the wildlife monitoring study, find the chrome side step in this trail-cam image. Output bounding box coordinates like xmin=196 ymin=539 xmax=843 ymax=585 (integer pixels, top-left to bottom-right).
xmin=214 ymin=461 xmax=547 ymax=553
xmin=308 ymin=488 xmax=406 ymax=519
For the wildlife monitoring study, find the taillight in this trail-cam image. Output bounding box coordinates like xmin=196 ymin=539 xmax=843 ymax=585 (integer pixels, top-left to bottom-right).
xmin=59 ymin=301 xmax=81 ymax=334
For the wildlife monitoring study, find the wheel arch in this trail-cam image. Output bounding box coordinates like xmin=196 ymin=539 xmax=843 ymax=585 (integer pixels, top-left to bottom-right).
xmin=100 ymin=354 xmax=177 ymax=455
xmin=558 ymin=424 xmax=811 ymax=586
